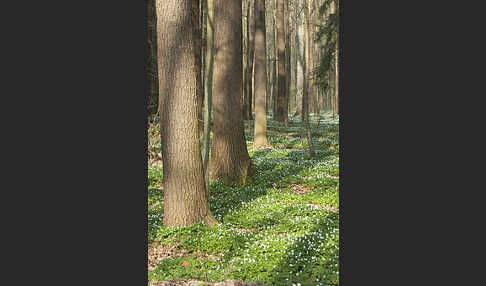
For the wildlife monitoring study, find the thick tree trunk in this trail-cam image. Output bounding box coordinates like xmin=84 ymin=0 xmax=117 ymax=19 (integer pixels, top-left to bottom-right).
xmin=209 ymin=0 xmax=252 ymax=186
xmin=276 ymin=0 xmax=288 ymax=126
xmin=156 ymin=0 xmax=217 ymax=227
xmin=254 ymin=0 xmax=270 ymax=148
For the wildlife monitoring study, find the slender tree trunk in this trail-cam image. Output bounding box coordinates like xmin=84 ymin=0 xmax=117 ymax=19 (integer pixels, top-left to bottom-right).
xmin=201 ymin=0 xmax=206 ymax=109
xmin=242 ymin=0 xmax=248 ymax=120
xmin=284 ymin=0 xmax=289 ymax=119
xmin=156 ymin=0 xmax=217 ymax=227
xmin=254 ymin=0 xmax=270 ymax=147
xmin=303 ymin=0 xmax=315 ymax=156
xmin=313 ymin=0 xmax=320 ymax=115
xmin=202 ymin=0 xmax=215 ymax=192
xmin=190 ymin=1 xmax=204 ymax=138
xmin=290 ymin=0 xmax=298 ymax=116
xmin=307 ymin=0 xmax=315 ymax=116
xmin=295 ymin=1 xmax=304 ymax=117
xmin=210 ymin=0 xmax=252 ymax=186
xmin=247 ymin=0 xmax=255 ymax=122
xmin=276 ymin=0 xmax=288 ymax=126
xmin=272 ymin=2 xmax=278 ymax=119
xmin=334 ymin=0 xmax=339 ymax=118
xmin=265 ymin=4 xmax=272 ymax=116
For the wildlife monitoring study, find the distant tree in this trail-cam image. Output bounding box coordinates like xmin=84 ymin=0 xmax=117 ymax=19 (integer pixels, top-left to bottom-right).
xmin=254 ymin=0 xmax=270 ymax=148
xmin=315 ymin=0 xmax=339 ymax=116
xmin=303 ymin=0 xmax=315 ymax=157
xmin=275 ymin=0 xmax=289 ymax=126
xmin=246 ymin=0 xmax=255 ymax=123
xmin=156 ymin=0 xmax=217 ymax=227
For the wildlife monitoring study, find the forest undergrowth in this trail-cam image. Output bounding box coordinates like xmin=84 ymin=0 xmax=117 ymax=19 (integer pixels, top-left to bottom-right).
xmin=148 ymin=112 xmax=339 ymax=286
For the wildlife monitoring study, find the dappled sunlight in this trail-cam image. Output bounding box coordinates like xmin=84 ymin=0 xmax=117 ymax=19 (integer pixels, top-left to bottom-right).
xmin=148 ymin=114 xmax=339 ymax=285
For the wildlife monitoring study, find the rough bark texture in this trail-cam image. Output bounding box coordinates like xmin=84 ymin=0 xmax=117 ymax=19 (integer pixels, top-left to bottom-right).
xmin=209 ymin=0 xmax=252 ymax=186
xmin=254 ymin=0 xmax=270 ymax=148
xmin=275 ymin=0 xmax=288 ymax=126
xmin=156 ymin=0 xmax=217 ymax=227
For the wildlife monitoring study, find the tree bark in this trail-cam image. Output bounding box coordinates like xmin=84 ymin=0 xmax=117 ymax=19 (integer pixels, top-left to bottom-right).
xmin=291 ymin=2 xmax=298 ymax=116
xmin=156 ymin=0 xmax=217 ymax=227
xmin=334 ymin=0 xmax=339 ymax=118
xmin=307 ymin=0 xmax=315 ymax=115
xmin=272 ymin=2 xmax=278 ymax=119
xmin=295 ymin=0 xmax=304 ymax=117
xmin=254 ymin=0 xmax=270 ymax=148
xmin=202 ymin=0 xmax=215 ymax=192
xmin=303 ymin=0 xmax=315 ymax=156
xmin=247 ymin=0 xmax=255 ymax=122
xmin=276 ymin=0 xmax=288 ymax=126
xmin=209 ymin=0 xmax=252 ymax=186
xmin=285 ymin=0 xmax=291 ymax=120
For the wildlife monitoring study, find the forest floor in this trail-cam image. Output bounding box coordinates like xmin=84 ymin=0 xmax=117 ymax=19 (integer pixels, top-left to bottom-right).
xmin=148 ymin=112 xmax=339 ymax=286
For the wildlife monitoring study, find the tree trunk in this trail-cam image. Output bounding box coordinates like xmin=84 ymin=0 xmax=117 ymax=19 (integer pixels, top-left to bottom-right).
xmin=247 ymin=0 xmax=255 ymax=122
xmin=202 ymin=0 xmax=215 ymax=192
xmin=303 ymin=0 xmax=315 ymax=156
xmin=285 ymin=0 xmax=291 ymax=120
xmin=242 ymin=0 xmax=248 ymax=119
xmin=313 ymin=0 xmax=320 ymax=115
xmin=209 ymin=0 xmax=252 ymax=186
xmin=254 ymin=0 xmax=270 ymax=148
xmin=156 ymin=0 xmax=217 ymax=227
xmin=290 ymin=7 xmax=297 ymax=116
xmin=295 ymin=1 xmax=304 ymax=117
xmin=272 ymin=3 xmax=278 ymax=119
xmin=334 ymin=0 xmax=339 ymax=118
xmin=191 ymin=1 xmax=204 ymax=138
xmin=276 ymin=0 xmax=288 ymax=126
xmin=307 ymin=0 xmax=315 ymax=116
